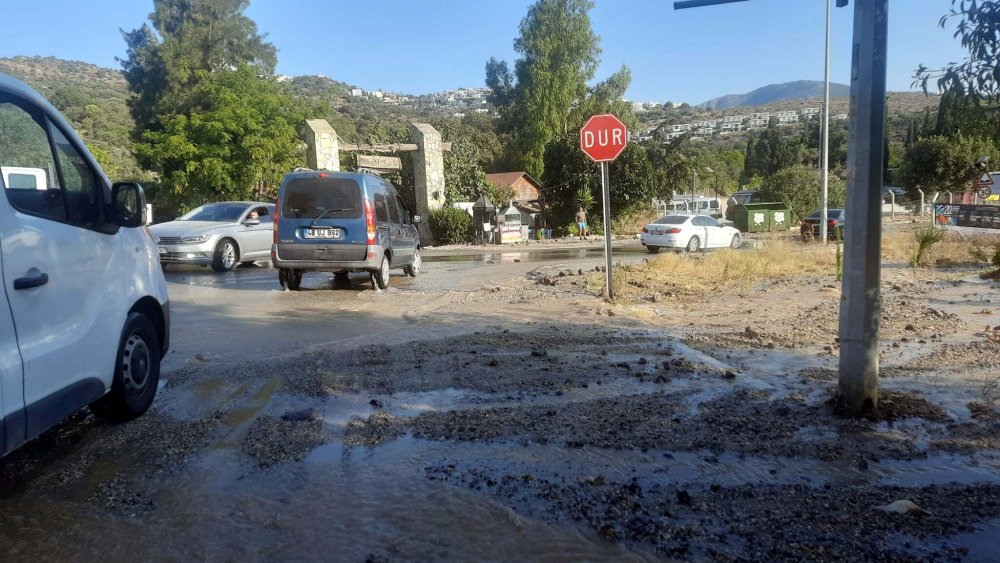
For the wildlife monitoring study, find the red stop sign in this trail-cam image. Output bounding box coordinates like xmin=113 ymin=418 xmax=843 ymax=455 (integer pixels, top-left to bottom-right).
xmin=580 ymin=114 xmax=628 ymax=162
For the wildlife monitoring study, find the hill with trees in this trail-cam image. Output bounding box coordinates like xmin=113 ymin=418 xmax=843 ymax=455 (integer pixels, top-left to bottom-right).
xmin=698 ymin=80 xmax=851 ymax=110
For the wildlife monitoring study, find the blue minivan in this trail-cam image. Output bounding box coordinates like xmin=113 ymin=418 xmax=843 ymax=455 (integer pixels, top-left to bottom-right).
xmin=271 ymin=169 xmax=421 ymax=290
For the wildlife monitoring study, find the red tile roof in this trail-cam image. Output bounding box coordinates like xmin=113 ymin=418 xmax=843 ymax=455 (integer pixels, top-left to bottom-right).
xmin=485 ymin=171 xmax=543 ymax=191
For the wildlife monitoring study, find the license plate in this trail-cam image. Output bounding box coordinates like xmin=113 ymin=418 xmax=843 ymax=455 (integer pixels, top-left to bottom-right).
xmin=158 ymin=246 xmax=166 ymax=254
xmin=305 ymin=228 xmax=341 ymax=239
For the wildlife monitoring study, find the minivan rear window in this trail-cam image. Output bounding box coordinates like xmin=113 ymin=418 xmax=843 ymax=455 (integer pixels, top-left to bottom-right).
xmin=282 ymin=178 xmax=362 ymax=220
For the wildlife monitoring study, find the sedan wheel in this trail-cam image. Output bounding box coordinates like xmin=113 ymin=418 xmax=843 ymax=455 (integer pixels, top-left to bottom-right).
xmin=646 ymin=246 xmax=660 ymax=254
xmin=686 ymin=236 xmax=700 ymax=253
xmin=212 ymin=239 xmax=238 ymax=272
xmin=730 ymin=233 xmax=742 ymax=249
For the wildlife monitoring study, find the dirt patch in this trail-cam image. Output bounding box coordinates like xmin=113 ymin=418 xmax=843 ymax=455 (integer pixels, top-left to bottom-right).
xmin=344 ymin=412 xmax=406 ymax=447
xmin=426 ymin=466 xmax=1000 ymax=561
xmin=903 ymin=341 xmax=1000 ymax=372
xmin=281 ymin=327 xmax=700 ymax=397
xmin=933 ymin=421 xmax=1000 ymax=454
xmin=879 ymin=390 xmax=949 ymax=422
xmin=411 ymin=390 xmax=694 ymax=448
xmin=686 ymin=296 xmax=964 ymax=351
xmin=408 ymin=387 xmax=940 ymax=462
xmin=241 ymin=416 xmax=324 ymax=468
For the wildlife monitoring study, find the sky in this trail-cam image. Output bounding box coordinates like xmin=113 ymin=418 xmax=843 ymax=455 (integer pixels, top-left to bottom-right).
xmin=0 ymin=0 xmax=969 ymax=104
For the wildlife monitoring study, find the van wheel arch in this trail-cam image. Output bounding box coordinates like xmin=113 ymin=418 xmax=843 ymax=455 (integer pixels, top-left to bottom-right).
xmin=129 ymin=297 xmax=166 ymax=356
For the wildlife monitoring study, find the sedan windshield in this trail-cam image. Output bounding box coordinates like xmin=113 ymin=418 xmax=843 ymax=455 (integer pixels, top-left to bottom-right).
xmin=178 ymin=203 xmax=249 ymax=222
xmin=653 ymin=215 xmax=689 ymax=225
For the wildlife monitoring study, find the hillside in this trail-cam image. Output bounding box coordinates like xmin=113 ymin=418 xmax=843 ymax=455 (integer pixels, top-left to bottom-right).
xmin=699 ymin=80 xmax=851 ymax=110
xmin=0 ymin=56 xmax=142 ymax=178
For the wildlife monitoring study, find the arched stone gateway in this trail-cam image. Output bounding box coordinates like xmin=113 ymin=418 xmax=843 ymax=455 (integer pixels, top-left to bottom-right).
xmin=304 ymin=119 xmax=450 ymax=242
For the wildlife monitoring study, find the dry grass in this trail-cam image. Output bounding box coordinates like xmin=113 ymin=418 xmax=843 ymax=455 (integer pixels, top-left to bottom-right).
xmin=596 ymin=228 xmax=1000 ymax=302
xmin=610 ymin=240 xmax=836 ymax=299
xmin=880 ymin=228 xmax=1000 ymax=267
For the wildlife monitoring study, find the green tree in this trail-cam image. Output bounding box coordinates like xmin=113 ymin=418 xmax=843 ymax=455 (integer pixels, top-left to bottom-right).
xmin=915 ymin=1 xmax=1000 ymax=104
xmin=121 ymin=0 xmax=278 ymax=133
xmin=541 ymin=134 xmax=659 ymax=229
xmin=741 ymin=121 xmax=806 ymax=182
xmin=896 ymin=134 xmax=1000 ymax=193
xmin=914 ymin=2 xmax=1000 ymax=144
xmin=137 ymin=65 xmax=308 ymax=214
xmin=485 ymin=0 xmax=600 ymax=178
xmin=758 ymin=165 xmax=847 ymax=221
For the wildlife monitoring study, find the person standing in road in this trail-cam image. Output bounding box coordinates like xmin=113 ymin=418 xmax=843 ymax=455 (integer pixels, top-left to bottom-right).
xmin=576 ymin=207 xmax=588 ymax=240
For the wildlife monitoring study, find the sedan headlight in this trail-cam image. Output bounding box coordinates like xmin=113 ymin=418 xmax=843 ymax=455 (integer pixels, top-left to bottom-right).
xmin=180 ymin=235 xmax=211 ymax=244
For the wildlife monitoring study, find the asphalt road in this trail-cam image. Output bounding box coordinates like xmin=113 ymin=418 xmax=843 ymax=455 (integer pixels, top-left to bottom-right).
xmin=162 ymin=242 xmax=649 ymax=373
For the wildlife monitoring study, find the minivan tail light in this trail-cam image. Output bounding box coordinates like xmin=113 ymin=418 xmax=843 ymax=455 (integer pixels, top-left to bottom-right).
xmin=365 ymin=198 xmax=376 ymax=243
xmin=273 ymin=202 xmax=280 ymax=244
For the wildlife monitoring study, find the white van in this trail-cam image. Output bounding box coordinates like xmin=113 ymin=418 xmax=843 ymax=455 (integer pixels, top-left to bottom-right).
xmin=1 ymin=166 xmax=48 ymax=191
xmin=0 ymin=73 xmax=169 ymax=456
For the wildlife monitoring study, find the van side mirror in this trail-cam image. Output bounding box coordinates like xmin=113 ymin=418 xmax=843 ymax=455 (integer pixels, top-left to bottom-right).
xmin=412 ymin=215 xmax=421 ymax=224
xmin=112 ymin=182 xmax=146 ymax=228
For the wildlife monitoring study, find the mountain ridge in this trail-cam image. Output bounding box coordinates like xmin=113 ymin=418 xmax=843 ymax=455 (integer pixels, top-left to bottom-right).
xmin=698 ymin=80 xmax=852 ymax=110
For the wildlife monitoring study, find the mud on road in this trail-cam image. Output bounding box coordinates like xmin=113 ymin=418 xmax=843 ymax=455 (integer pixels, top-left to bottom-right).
xmin=1 ymin=252 xmax=1000 ymax=561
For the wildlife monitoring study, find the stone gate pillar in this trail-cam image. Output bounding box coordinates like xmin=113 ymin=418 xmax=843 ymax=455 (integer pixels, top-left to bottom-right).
xmin=306 ymin=119 xmax=340 ymax=171
xmin=410 ymin=123 xmax=445 ymax=242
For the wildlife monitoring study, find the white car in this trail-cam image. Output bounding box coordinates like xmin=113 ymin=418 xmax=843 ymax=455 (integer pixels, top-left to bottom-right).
xmin=640 ymin=214 xmax=742 ymax=253
xmin=0 ymin=72 xmax=169 ymax=456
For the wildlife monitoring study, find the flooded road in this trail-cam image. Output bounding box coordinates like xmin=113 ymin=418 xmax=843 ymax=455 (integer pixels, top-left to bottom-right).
xmin=2 ymin=244 xmax=1000 ymax=561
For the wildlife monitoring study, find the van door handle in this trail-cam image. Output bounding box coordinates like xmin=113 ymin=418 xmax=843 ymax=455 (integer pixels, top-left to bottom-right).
xmin=14 ymin=273 xmax=49 ymax=290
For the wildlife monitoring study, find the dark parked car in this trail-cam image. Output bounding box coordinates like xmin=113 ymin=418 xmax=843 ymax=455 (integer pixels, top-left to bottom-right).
xmin=271 ymin=169 xmax=421 ymax=290
xmin=881 ymin=186 xmax=907 ymax=203
xmin=800 ymin=208 xmax=846 ymax=241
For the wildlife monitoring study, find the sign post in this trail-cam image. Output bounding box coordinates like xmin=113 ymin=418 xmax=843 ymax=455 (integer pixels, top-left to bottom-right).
xmin=580 ymin=114 xmax=628 ymax=300
xmin=976 ymin=172 xmax=994 ymax=200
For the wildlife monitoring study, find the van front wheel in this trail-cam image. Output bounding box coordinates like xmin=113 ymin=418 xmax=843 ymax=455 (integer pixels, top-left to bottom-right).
xmin=90 ymin=313 xmax=161 ymax=423
xmin=404 ymin=249 xmax=421 ymax=277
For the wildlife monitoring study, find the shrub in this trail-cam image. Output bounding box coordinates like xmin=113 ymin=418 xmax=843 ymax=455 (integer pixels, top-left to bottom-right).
xmin=429 ymin=207 xmax=472 ymax=245
xmin=758 ymin=166 xmax=847 ymax=221
xmin=911 ymin=225 xmax=946 ymax=268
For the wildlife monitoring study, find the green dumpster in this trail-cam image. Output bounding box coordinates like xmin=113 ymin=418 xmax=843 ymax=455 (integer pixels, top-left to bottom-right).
xmin=733 ymin=202 xmax=792 ymax=233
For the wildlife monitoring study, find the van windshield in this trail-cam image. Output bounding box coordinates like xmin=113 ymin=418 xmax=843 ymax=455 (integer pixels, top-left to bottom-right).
xmin=282 ymin=178 xmax=363 ymax=220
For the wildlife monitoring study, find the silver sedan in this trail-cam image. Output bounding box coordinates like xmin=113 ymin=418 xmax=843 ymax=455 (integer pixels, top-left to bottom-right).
xmin=150 ymin=202 xmax=274 ymax=271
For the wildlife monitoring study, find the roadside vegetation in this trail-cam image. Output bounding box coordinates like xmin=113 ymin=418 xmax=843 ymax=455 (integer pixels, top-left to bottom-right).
xmin=1 ymin=0 xmax=997 ymax=237
xmin=600 ymin=228 xmax=1000 ymax=303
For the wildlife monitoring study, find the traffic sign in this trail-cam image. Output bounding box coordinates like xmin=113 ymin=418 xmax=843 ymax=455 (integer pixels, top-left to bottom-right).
xmin=976 ymin=172 xmax=994 ymax=187
xmin=580 ymin=114 xmax=628 ymax=162
xmin=978 ymin=185 xmax=994 ymax=199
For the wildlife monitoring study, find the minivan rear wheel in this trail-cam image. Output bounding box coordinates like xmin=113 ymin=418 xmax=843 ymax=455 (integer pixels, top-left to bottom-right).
xmin=279 ymin=268 xmax=302 ymax=290
xmin=212 ymin=239 xmax=239 ymax=272
xmin=90 ymin=313 xmax=160 ymax=423
xmin=371 ymin=254 xmax=390 ymax=290
xmin=404 ymin=248 xmax=421 ymax=277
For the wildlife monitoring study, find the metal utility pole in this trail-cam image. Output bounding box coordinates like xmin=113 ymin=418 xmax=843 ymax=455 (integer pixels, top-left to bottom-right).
xmin=838 ymin=0 xmax=889 ymax=415
xmin=820 ymin=0 xmax=832 ymax=243
xmin=691 ymin=171 xmax=698 ymax=210
xmin=600 ymin=162 xmax=614 ymax=299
